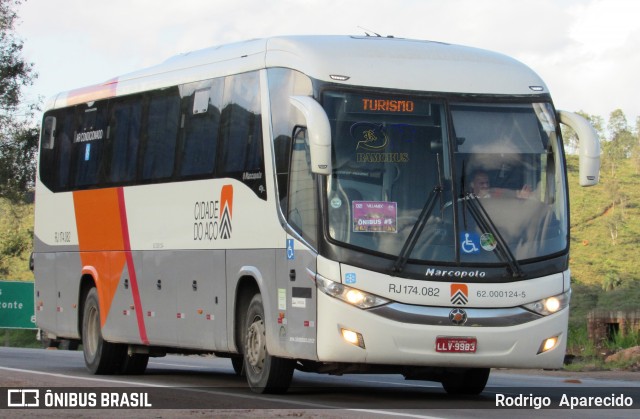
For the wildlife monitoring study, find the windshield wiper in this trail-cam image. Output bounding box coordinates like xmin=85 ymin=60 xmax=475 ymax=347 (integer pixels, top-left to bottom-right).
xmin=464 ymin=193 xmax=524 ymax=278
xmin=392 ymin=186 xmax=442 ymax=273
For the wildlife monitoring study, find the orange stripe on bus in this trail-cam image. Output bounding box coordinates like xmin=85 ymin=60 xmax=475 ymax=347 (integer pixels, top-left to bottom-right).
xmin=73 ymin=188 xmax=148 ymax=344
xmin=73 ymin=188 xmax=126 ymax=328
xmin=66 ymin=78 xmax=118 ymax=106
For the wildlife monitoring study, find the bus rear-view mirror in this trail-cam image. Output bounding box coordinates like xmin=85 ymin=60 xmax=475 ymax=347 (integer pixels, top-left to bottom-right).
xmin=289 ymin=96 xmax=332 ymax=175
xmin=558 ymin=110 xmax=600 ymax=187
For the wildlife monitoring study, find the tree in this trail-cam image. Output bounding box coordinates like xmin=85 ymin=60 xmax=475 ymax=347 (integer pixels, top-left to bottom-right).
xmin=607 ymin=109 xmax=629 ymax=140
xmin=0 ymin=0 xmax=38 ymax=203
xmin=0 ymin=124 xmax=37 ymax=201
xmin=603 ymin=109 xmax=634 ymax=177
xmin=0 ymin=0 xmax=35 ymax=111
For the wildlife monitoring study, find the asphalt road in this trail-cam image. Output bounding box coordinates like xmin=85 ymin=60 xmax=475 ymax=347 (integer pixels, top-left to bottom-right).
xmin=0 ymin=346 xmax=638 ymax=418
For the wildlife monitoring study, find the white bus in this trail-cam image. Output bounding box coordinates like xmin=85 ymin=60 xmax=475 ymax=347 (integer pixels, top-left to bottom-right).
xmin=33 ymin=35 xmax=600 ymax=394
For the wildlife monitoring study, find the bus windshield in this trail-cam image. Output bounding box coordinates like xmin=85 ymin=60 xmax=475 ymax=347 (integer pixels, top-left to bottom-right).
xmin=323 ymin=91 xmax=567 ymax=268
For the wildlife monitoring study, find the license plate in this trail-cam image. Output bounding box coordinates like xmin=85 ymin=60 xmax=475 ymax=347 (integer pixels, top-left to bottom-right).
xmin=435 ymin=336 xmax=477 ymax=353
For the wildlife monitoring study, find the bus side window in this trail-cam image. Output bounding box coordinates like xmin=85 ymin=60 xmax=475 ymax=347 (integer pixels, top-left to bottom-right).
xmin=288 ymin=126 xmax=317 ymax=246
xmin=75 ymin=104 xmax=108 ymax=188
xmin=142 ymin=90 xmax=181 ymax=181
xmin=274 ymin=134 xmax=291 ymax=213
xmin=179 ymin=79 xmax=223 ymax=178
xmin=55 ymin=112 xmax=75 ymax=191
xmin=39 ymin=115 xmax=57 ymax=189
xmin=218 ymin=72 xmax=264 ymax=183
xmin=109 ymin=99 xmax=142 ymax=184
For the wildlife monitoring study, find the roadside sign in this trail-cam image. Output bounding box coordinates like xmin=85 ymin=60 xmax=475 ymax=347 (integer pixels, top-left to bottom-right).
xmin=0 ymin=281 xmax=36 ymax=329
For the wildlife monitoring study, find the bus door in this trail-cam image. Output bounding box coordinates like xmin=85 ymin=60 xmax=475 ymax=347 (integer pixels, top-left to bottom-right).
xmin=275 ymin=126 xmax=319 ymax=359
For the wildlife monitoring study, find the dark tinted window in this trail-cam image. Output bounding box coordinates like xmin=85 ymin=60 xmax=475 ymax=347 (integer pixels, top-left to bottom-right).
xmin=179 ymin=79 xmax=223 ymax=177
xmin=74 ymin=104 xmax=108 ymax=188
xmin=142 ymin=89 xmax=180 ymax=181
xmin=219 ymin=72 xmax=263 ymax=175
xmin=56 ymin=113 xmax=75 ymax=191
xmin=39 ymin=110 xmax=76 ymax=192
xmin=109 ymin=98 xmax=142 ymax=183
xmin=38 ymin=71 xmax=265 ymax=195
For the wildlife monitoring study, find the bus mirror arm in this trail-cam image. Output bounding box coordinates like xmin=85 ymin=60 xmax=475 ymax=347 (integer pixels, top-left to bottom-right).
xmin=290 ymin=96 xmax=332 ymax=175
xmin=558 ymin=110 xmax=600 ymax=187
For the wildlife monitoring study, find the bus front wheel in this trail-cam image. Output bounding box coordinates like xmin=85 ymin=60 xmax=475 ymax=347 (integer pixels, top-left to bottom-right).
xmin=82 ymin=288 xmax=126 ymax=374
xmin=243 ymin=293 xmax=294 ymax=393
xmin=441 ymin=367 xmax=490 ymax=395
xmin=231 ymin=356 xmax=245 ymax=376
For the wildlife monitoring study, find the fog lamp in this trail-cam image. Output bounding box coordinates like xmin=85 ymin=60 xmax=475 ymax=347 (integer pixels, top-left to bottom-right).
xmin=538 ymin=336 xmax=559 ymax=354
xmin=341 ymin=328 xmax=365 ymax=349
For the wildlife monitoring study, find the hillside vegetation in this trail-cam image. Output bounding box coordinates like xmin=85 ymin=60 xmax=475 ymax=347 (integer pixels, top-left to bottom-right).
xmin=566 ymin=154 xmax=640 ymax=329
xmin=0 ymin=198 xmax=33 ymax=280
xmin=568 ymin=155 xmax=640 ymax=289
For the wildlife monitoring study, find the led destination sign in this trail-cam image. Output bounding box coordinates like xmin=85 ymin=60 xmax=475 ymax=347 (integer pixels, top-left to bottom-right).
xmin=346 ymin=94 xmax=431 ymax=116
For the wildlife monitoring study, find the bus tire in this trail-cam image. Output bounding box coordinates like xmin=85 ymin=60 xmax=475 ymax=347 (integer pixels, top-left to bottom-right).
xmin=231 ymin=356 xmax=245 ymax=376
xmin=82 ymin=288 xmax=126 ymax=374
xmin=441 ymin=367 xmax=490 ymax=395
xmin=120 ymin=353 xmax=149 ymax=375
xmin=243 ymin=293 xmax=294 ymax=393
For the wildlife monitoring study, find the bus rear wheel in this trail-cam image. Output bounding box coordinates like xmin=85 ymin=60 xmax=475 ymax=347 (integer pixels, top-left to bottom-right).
xmin=243 ymin=293 xmax=294 ymax=393
xmin=82 ymin=288 xmax=126 ymax=374
xmin=120 ymin=352 xmax=149 ymax=375
xmin=441 ymin=367 xmax=490 ymax=395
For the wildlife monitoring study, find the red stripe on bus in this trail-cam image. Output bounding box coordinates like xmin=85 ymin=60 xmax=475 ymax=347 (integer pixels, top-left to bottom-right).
xmin=117 ymin=187 xmax=149 ymax=345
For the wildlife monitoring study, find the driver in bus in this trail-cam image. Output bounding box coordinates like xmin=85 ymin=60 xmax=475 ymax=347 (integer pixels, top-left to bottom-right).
xmin=469 ymin=170 xmax=491 ymax=198
xmin=469 ymin=169 xmax=532 ymax=199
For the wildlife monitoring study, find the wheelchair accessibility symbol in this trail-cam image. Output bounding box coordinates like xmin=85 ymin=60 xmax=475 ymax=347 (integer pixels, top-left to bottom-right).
xmin=460 ymin=232 xmax=480 ymax=254
xmin=286 ymin=239 xmax=295 ymax=260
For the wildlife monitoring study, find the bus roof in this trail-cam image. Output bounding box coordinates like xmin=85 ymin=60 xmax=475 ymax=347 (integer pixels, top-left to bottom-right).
xmin=48 ymin=35 xmax=549 ymax=109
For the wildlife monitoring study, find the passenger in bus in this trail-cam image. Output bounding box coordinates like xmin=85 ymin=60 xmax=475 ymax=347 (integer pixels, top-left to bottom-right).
xmin=515 ymin=183 xmax=533 ymax=199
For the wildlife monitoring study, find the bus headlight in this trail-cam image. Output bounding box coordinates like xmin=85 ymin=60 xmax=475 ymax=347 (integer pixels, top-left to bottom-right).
xmin=523 ymin=290 xmax=571 ymax=316
xmin=316 ymin=275 xmax=389 ymax=309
